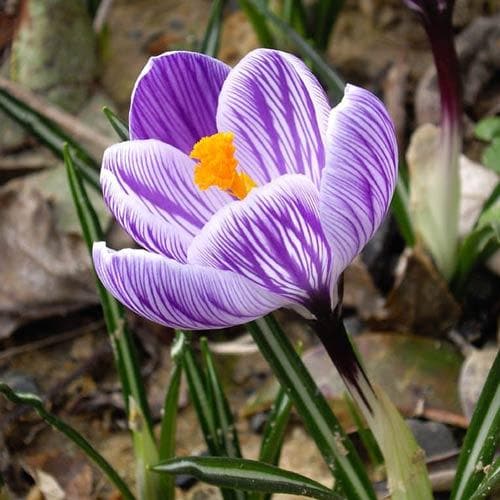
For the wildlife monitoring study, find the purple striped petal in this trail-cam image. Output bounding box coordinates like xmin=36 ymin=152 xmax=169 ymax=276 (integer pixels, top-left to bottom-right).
xmin=319 ymin=85 xmax=398 ymax=276
xmin=217 ymin=49 xmax=330 ymax=186
xmin=101 ymin=139 xmax=231 ymax=262
xmin=129 ymin=51 xmax=230 ymax=153
xmin=93 ymin=243 xmax=289 ymax=329
xmin=188 ymin=174 xmax=333 ymax=310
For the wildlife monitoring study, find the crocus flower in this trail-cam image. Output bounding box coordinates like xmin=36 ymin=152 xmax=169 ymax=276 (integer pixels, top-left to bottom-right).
xmin=93 ymin=49 xmax=397 ymax=330
xmin=405 ymin=0 xmax=462 ymax=279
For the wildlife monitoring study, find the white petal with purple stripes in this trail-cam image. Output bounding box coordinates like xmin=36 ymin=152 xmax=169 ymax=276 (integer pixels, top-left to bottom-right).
xmin=217 ymin=49 xmax=330 ymax=186
xmin=129 ymin=51 xmax=230 ymax=153
xmin=319 ymin=84 xmax=398 ymax=276
xmin=93 ymin=243 xmax=289 ymax=329
xmin=101 ymin=139 xmax=232 ymax=262
xmin=188 ymin=174 xmax=333 ymax=308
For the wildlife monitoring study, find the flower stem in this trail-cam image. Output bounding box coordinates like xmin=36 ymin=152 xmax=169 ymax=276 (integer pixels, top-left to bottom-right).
xmin=248 ymin=315 xmax=376 ymax=500
xmin=310 ymin=305 xmax=433 ymax=500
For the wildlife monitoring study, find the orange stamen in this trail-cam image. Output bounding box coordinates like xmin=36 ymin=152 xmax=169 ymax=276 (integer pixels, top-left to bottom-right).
xmin=190 ymin=132 xmax=256 ymax=199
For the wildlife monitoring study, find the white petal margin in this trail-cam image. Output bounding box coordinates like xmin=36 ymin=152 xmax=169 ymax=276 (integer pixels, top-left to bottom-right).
xmin=93 ymin=243 xmax=290 ymax=330
xmin=188 ymin=174 xmax=333 ymax=311
xmin=217 ymin=49 xmax=330 ymax=186
xmin=319 ymin=84 xmax=398 ymax=277
xmin=101 ymin=139 xmax=232 ymax=262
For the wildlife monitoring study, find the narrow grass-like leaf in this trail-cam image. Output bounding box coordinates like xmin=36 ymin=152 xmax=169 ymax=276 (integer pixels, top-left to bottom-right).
xmin=390 ymin=174 xmax=415 ymax=247
xmin=469 ymin=457 xmax=500 ymax=500
xmin=200 ymin=0 xmax=227 ymax=57
xmin=251 ymin=387 xmax=293 ymax=500
xmin=181 ymin=339 xmax=240 ymax=500
xmin=246 ymin=0 xmax=344 ymax=101
xmin=344 ymin=394 xmax=383 ymax=466
xmin=238 ymin=0 xmax=276 ymax=47
xmin=65 ymin=147 xmax=167 ymax=499
xmin=103 ymin=106 xmax=130 ymax=141
xmin=0 ymin=383 xmax=135 ymax=500
xmin=64 ymin=145 xmax=151 ymax=426
xmin=0 ymin=87 xmax=100 ymax=190
xmin=259 ymin=386 xmax=292 ymax=466
xmin=200 ymin=339 xmax=246 ymax=500
xmin=159 ymin=362 xmax=182 ymax=461
xmin=248 ymin=315 xmax=376 ymax=500
xmin=158 ymin=362 xmax=182 ymax=499
xmin=313 ymin=0 xmax=344 ymax=52
xmin=452 ymin=200 xmax=500 ymax=292
xmin=181 ymin=339 xmax=222 ymax=456
xmin=451 ymin=351 xmax=500 ymax=500
xmin=153 ymin=456 xmax=341 ymax=500
xmin=479 ymin=182 xmax=499 ymax=216
xmin=200 ymin=338 xmax=243 ymax=459
xmin=282 ymin=0 xmax=308 ymax=36
xmin=482 ymin=138 xmax=500 ymax=173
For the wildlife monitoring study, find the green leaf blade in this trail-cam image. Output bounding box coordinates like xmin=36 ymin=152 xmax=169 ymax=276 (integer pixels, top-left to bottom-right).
xmin=313 ymin=0 xmax=345 ymax=52
xmin=482 ymin=137 xmax=500 ymax=173
xmin=238 ymin=0 xmax=276 ymax=48
xmin=245 ymin=0 xmax=345 ymax=101
xmin=200 ymin=338 xmax=243 ymax=460
xmin=451 ymin=352 xmax=500 ymax=500
xmin=258 ymin=386 xmax=293 ymax=467
xmin=103 ymin=106 xmax=130 ymax=141
xmin=475 ymin=116 xmax=500 ymax=142
xmin=248 ymin=315 xmax=376 ymax=500
xmin=153 ymin=456 xmax=340 ymax=500
xmin=390 ymin=174 xmax=415 ymax=247
xmin=469 ymin=457 xmax=500 ymax=500
xmin=0 ymin=87 xmax=100 ymax=190
xmin=200 ymin=0 xmax=227 ymax=57
xmin=0 ymin=384 xmax=135 ymax=500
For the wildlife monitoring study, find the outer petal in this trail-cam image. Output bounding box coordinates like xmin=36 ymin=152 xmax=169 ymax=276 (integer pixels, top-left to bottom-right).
xmin=93 ymin=243 xmax=289 ymax=330
xmin=217 ymin=49 xmax=330 ymax=186
xmin=188 ymin=174 xmax=333 ymax=308
xmin=102 ymin=139 xmax=231 ymax=262
xmin=319 ymin=84 xmax=398 ymax=276
xmin=129 ymin=51 xmax=230 ymax=153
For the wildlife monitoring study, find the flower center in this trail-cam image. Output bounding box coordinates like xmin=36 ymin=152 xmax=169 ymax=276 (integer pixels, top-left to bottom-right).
xmin=190 ymin=132 xmax=256 ymax=200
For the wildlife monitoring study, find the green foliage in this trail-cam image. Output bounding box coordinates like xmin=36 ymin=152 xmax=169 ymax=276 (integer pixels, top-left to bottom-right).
xmin=178 ymin=334 xmax=245 ymax=500
xmin=200 ymin=338 xmax=243 ymax=459
xmin=0 ymin=383 xmax=135 ymax=500
xmin=152 ymin=456 xmax=342 ymax=500
xmin=453 ymin=199 xmax=500 ymax=291
xmin=158 ymin=359 xmax=182 ymax=499
xmin=469 ymin=457 xmax=500 ymax=500
xmin=239 ymin=0 xmax=344 ymax=101
xmin=344 ymin=395 xmax=383 ymax=467
xmin=0 ymin=86 xmax=100 ymax=189
xmin=391 ymin=174 xmax=416 ymax=247
xmin=475 ymin=116 xmax=500 ymax=173
xmin=65 ymin=147 xmax=172 ymax=500
xmin=451 ymin=352 xmax=500 ymax=499
xmin=248 ymin=316 xmax=376 ymax=500
xmin=64 ymin=145 xmax=151 ymax=425
xmin=103 ymin=106 xmax=130 ymax=141
xmin=200 ymin=0 xmax=228 ymax=57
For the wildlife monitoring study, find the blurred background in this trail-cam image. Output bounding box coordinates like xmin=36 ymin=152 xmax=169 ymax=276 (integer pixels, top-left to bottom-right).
xmin=0 ymin=0 xmax=498 ymax=498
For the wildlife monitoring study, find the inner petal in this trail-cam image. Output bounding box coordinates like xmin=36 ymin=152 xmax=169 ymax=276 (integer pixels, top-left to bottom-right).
xmin=216 ymin=49 xmax=330 ymax=186
xmin=187 ymin=174 xmax=334 ymax=309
